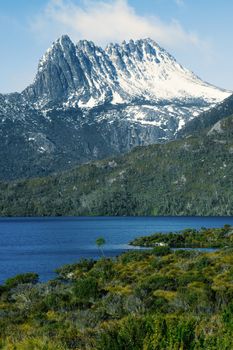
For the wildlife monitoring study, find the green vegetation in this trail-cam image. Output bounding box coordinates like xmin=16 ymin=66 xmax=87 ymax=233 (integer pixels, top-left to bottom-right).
xmin=96 ymin=237 xmax=106 ymax=257
xmin=1 ymin=114 xmax=233 ymax=216
xmin=131 ymin=224 xmax=233 ymax=248
xmin=1 ymin=227 xmax=233 ymax=349
xmin=4 ymin=273 xmax=39 ymax=289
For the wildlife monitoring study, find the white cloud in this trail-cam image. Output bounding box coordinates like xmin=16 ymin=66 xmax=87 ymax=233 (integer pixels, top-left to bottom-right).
xmin=30 ymin=0 xmax=206 ymax=51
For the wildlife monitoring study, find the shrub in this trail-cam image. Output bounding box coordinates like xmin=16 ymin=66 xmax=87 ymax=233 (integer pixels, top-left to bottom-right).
xmin=73 ymin=276 xmax=99 ymax=302
xmin=97 ymin=316 xmax=153 ymax=350
xmin=152 ymin=246 xmax=171 ymax=256
xmin=119 ymin=251 xmax=150 ymax=264
xmin=5 ymin=273 xmax=39 ymax=289
xmin=56 ymin=259 xmax=95 ymax=279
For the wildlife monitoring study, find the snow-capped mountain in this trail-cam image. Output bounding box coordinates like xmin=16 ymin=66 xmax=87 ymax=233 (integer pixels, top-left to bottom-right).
xmin=0 ymin=36 xmax=231 ymax=179
xmin=25 ymin=36 xmax=227 ymax=107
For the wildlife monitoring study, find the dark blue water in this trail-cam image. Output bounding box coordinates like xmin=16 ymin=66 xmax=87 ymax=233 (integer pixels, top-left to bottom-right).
xmin=0 ymin=216 xmax=232 ymax=284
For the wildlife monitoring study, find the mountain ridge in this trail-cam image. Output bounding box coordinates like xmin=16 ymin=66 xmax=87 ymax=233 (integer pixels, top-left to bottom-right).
xmin=0 ymin=36 xmax=231 ymax=180
xmin=23 ymin=36 xmax=229 ymax=109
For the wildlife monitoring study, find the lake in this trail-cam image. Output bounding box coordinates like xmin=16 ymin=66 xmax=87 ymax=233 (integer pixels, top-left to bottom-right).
xmin=0 ymin=216 xmax=233 ymax=283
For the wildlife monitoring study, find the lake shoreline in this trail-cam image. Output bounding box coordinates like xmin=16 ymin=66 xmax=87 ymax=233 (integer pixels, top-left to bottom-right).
xmin=1 ymin=216 xmax=233 ymax=283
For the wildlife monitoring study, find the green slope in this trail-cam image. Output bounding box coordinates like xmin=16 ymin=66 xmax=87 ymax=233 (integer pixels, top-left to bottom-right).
xmin=177 ymin=94 xmax=233 ymax=138
xmin=1 ymin=113 xmax=233 ymax=216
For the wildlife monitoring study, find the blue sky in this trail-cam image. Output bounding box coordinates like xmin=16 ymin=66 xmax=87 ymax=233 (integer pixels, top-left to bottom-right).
xmin=1 ymin=0 xmax=233 ymax=93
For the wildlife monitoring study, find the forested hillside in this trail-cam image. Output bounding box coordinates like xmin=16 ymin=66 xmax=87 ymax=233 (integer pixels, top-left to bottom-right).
xmin=1 ymin=114 xmax=233 ymax=216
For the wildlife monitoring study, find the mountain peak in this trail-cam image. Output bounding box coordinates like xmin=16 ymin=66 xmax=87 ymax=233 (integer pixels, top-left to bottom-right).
xmin=135 ymin=37 xmax=160 ymax=46
xmin=24 ymin=36 xmax=230 ymax=109
xmin=58 ymin=34 xmax=72 ymax=45
xmin=1 ymin=36 xmax=232 ymax=182
xmin=76 ymin=39 xmax=100 ymax=55
xmin=77 ymin=39 xmax=95 ymax=47
xmin=105 ymin=37 xmax=171 ymax=67
xmin=37 ymin=35 xmax=74 ymax=73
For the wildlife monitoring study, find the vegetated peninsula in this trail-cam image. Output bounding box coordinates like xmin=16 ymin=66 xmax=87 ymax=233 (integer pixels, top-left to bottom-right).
xmin=0 ymin=226 xmax=233 ymax=349
xmin=1 ymin=100 xmax=233 ymax=216
xmin=130 ymin=224 xmax=233 ymax=248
